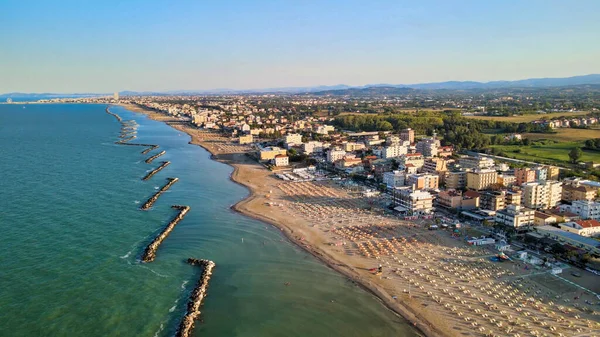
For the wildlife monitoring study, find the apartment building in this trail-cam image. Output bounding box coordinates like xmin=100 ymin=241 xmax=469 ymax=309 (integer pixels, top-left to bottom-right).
xmin=562 ymin=184 xmax=597 ymax=202
xmin=458 ymin=156 xmax=495 ymax=169
xmin=393 ymin=187 xmax=434 ymax=215
xmin=382 ymin=145 xmax=408 ymax=159
xmin=495 ymin=204 xmax=535 ymax=229
xmin=466 ymin=169 xmax=498 ymax=191
xmin=400 ymin=128 xmax=415 ymax=144
xmin=407 ymin=173 xmax=439 ymax=190
xmin=327 ymin=148 xmax=346 ymax=163
xmin=480 ymin=191 xmax=505 ymax=211
xmin=445 ymin=171 xmax=468 ymax=190
xmin=522 ymin=181 xmax=562 ymax=209
xmin=383 ymin=171 xmax=406 ymax=189
xmin=514 ymin=167 xmax=536 ymax=185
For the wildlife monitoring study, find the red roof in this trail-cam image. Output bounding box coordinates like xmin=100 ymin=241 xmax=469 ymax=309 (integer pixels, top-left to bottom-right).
xmin=464 ymin=190 xmax=481 ymax=198
xmin=575 ymin=219 xmax=600 ymax=228
xmin=406 ymin=153 xmax=422 ymax=157
xmin=274 ymin=154 xmax=288 ymax=159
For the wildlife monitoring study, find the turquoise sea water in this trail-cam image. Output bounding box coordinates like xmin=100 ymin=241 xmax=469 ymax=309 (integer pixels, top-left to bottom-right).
xmin=0 ymin=104 xmax=418 ymax=337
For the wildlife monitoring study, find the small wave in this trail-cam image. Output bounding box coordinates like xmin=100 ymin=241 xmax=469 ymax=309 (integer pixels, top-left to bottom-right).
xmin=134 ymin=200 xmax=140 ymax=204
xmin=138 ymin=264 xmax=169 ymax=278
xmin=154 ymin=186 xmax=159 ymax=190
xmin=120 ymin=250 xmax=132 ymax=259
xmin=169 ymin=305 xmax=176 ymax=312
xmin=181 ymin=280 xmax=188 ymax=290
xmin=152 ymin=323 xmax=164 ymax=337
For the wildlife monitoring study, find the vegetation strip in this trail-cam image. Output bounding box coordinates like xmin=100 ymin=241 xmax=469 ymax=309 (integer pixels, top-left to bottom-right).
xmin=145 ymin=150 xmax=166 ymax=164
xmin=141 ymin=205 xmax=190 ymax=262
xmin=140 ymin=177 xmax=179 ymax=210
xmin=176 ymin=259 xmax=216 ymax=337
xmin=142 ymin=161 xmax=171 ymax=181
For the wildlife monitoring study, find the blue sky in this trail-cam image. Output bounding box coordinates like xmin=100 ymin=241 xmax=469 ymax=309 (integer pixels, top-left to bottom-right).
xmin=1 ymin=0 xmax=599 ymax=93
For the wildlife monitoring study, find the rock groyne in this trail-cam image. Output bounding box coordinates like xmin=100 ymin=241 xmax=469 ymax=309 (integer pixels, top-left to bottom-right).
xmin=141 ymin=205 xmax=190 ymax=262
xmin=142 ymin=161 xmax=171 ymax=181
xmin=176 ymin=259 xmax=216 ymax=337
xmin=145 ymin=150 xmax=166 ymax=164
xmin=141 ymin=145 xmax=160 ymax=155
xmin=140 ymin=177 xmax=179 ymax=210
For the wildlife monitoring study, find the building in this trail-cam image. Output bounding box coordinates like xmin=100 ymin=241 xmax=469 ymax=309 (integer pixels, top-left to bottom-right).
xmin=497 ymin=174 xmax=516 ymax=187
xmin=238 ymin=134 xmax=253 ymax=145
xmin=480 ymin=191 xmax=505 ymax=211
xmin=383 ymin=171 xmax=406 ymax=189
xmin=334 ymin=156 xmax=363 ymax=170
xmin=522 ymin=181 xmax=562 ymax=209
xmin=534 ymin=211 xmax=557 ymax=226
xmin=407 ymin=173 xmax=439 ymax=190
xmin=315 ymin=125 xmax=335 ymax=135
xmin=568 ymin=200 xmax=600 ymax=220
xmin=459 ymin=156 xmax=495 ymax=170
xmin=445 ymin=171 xmax=467 ymax=190
xmin=495 ymin=204 xmax=535 ymax=229
xmin=535 ymin=226 xmax=600 ymax=255
xmin=400 ymin=128 xmax=415 ymax=144
xmin=514 ymin=168 xmax=536 ymax=185
xmin=303 ymin=141 xmax=324 ymax=154
xmin=400 ymin=153 xmax=425 ymax=170
xmin=393 ymin=187 xmax=434 ymax=215
xmin=344 ymin=142 xmax=365 ymax=152
xmin=505 ymin=190 xmax=521 ymax=206
xmin=327 ymin=148 xmax=346 ymax=163
xmin=466 ymin=169 xmax=498 ymax=191
xmin=545 ymin=166 xmax=560 ymax=180
xmin=562 ymin=184 xmax=597 ymax=202
xmin=385 ymin=135 xmax=401 ymax=146
xmin=284 ymin=133 xmax=303 ymax=147
xmin=273 ymin=154 xmax=289 ymax=167
xmin=534 ymin=166 xmax=548 ymax=181
xmin=259 ymin=147 xmax=287 ymax=161
xmin=436 ymin=190 xmax=479 ymax=210
xmin=113 ymin=92 xmax=119 ymax=101
xmin=423 ymin=158 xmax=449 ymax=174
xmin=415 ymin=135 xmax=440 ymax=157
xmin=559 ymin=220 xmax=600 ymax=237
xmin=382 ymin=145 xmax=408 ymax=159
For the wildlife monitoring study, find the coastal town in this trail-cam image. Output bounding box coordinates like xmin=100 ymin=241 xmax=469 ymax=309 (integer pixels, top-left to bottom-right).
xmin=43 ymin=92 xmax=600 ymax=336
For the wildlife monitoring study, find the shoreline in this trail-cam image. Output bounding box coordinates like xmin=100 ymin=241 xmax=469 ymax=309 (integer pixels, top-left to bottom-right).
xmin=119 ymin=103 xmax=437 ymax=337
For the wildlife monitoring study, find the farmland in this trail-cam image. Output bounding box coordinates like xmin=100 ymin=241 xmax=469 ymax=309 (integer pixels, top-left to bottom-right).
xmin=465 ymin=111 xmax=589 ymax=123
xmin=489 ymin=140 xmax=600 ymax=166
xmin=523 ymin=128 xmax=600 ymax=142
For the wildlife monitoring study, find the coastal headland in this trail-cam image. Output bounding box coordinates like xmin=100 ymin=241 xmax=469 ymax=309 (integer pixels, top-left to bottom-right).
xmin=121 ymin=102 xmax=600 ymax=337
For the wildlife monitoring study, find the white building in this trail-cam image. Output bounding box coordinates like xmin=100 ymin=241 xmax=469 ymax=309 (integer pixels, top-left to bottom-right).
xmin=303 ymin=141 xmax=324 ymax=154
xmin=284 ymin=133 xmax=303 ymax=147
xmin=495 ymin=204 xmax=535 ymax=229
xmin=274 ymin=154 xmax=289 ymax=167
xmin=415 ymin=136 xmax=440 ymax=157
xmin=522 ymin=181 xmax=562 ymax=209
xmin=327 ymin=148 xmax=346 ymax=163
xmin=382 ymin=145 xmax=408 ymax=159
xmin=383 ymin=171 xmax=406 ymax=189
xmin=458 ymin=156 xmax=495 ymax=169
xmin=567 ymin=200 xmax=600 ymax=220
xmin=559 ymin=220 xmax=600 ymax=237
xmin=393 ymin=187 xmax=434 ymax=215
xmin=315 ymin=125 xmax=335 ymax=135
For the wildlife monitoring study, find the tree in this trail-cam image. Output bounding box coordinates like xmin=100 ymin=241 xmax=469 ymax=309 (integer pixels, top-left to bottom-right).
xmin=569 ymin=147 xmax=583 ymax=164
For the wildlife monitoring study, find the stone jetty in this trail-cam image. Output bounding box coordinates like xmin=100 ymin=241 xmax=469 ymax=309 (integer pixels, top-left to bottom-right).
xmin=145 ymin=150 xmax=166 ymax=164
xmin=140 ymin=177 xmax=179 ymax=210
xmin=176 ymin=259 xmax=216 ymax=337
xmin=142 ymin=161 xmax=171 ymax=181
xmin=141 ymin=145 xmax=159 ymax=155
xmin=141 ymin=205 xmax=191 ymax=262
xmin=117 ymin=135 xmax=137 ymax=144
xmin=105 ymin=107 xmax=122 ymax=122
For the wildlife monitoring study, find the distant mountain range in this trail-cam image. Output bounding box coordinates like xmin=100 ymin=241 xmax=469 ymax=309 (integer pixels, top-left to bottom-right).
xmin=2 ymin=74 xmax=600 ymax=98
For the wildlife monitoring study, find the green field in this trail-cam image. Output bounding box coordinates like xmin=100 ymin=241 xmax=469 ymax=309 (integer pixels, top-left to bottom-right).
xmin=465 ymin=111 xmax=589 ymax=123
xmin=490 ymin=141 xmax=600 ymax=166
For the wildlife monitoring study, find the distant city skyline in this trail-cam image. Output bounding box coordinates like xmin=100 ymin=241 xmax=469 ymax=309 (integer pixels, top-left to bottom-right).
xmin=2 ymin=0 xmax=600 ymax=93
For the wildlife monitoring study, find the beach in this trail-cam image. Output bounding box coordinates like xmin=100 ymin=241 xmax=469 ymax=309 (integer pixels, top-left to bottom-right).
xmin=121 ymin=103 xmax=600 ymax=337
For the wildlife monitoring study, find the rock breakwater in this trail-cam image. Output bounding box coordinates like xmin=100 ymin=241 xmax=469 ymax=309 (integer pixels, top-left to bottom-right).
xmin=140 ymin=177 xmax=178 ymax=210
xmin=176 ymin=259 xmax=216 ymax=337
xmin=145 ymin=150 xmax=166 ymax=164
xmin=141 ymin=205 xmax=190 ymax=262
xmin=142 ymin=161 xmax=171 ymax=181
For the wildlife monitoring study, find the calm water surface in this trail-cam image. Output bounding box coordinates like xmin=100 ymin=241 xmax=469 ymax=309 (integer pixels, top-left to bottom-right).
xmin=0 ymin=104 xmax=419 ymax=336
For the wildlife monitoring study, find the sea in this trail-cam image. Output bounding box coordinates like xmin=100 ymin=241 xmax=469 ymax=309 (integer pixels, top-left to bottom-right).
xmin=0 ymin=103 xmax=419 ymax=337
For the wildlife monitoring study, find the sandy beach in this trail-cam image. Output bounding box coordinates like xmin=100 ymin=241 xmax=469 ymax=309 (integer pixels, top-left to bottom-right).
xmin=121 ymin=103 xmax=600 ymax=337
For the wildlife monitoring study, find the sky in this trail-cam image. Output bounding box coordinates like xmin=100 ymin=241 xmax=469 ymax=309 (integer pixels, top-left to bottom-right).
xmin=1 ymin=0 xmax=600 ymax=93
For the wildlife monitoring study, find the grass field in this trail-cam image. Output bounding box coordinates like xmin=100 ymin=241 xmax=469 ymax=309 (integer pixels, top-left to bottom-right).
xmin=465 ymin=111 xmax=589 ymax=123
xmin=523 ymin=128 xmax=600 ymax=142
xmin=490 ymin=141 xmax=600 ymax=165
